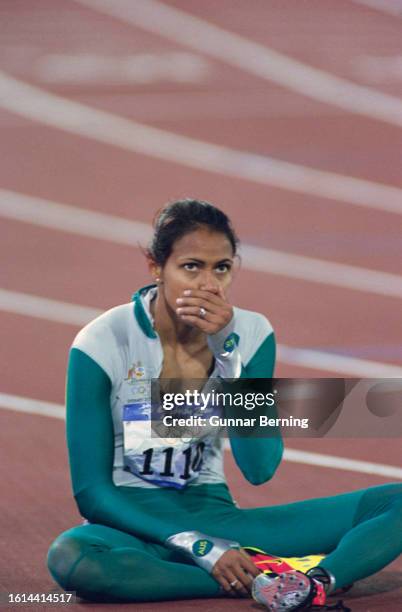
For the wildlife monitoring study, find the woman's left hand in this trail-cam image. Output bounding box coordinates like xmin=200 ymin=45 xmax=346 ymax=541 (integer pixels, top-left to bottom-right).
xmin=176 ymin=285 xmax=233 ymax=335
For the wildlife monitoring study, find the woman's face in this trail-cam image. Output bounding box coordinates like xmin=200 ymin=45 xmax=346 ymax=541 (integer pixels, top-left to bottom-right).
xmin=156 ymin=226 xmax=235 ymax=313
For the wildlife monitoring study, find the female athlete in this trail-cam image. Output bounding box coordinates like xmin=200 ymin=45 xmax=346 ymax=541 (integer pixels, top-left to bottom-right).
xmin=47 ymin=199 xmax=402 ymax=610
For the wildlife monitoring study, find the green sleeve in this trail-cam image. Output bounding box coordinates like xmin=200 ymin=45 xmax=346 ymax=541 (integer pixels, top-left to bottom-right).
xmin=227 ymin=333 xmax=284 ymax=485
xmin=66 ymin=348 xmax=181 ymax=543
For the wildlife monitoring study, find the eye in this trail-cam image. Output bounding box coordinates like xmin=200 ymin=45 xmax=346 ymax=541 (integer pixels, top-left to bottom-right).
xmin=215 ymin=263 xmax=231 ymax=273
xmin=183 ymin=263 xmax=198 ymax=271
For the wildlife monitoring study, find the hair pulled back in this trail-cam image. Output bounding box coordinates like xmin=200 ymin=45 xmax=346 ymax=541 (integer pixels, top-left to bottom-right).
xmin=147 ymin=199 xmax=239 ymax=266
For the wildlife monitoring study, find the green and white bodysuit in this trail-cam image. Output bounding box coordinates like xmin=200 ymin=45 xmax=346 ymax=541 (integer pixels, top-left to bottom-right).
xmin=47 ymin=285 xmax=402 ymax=602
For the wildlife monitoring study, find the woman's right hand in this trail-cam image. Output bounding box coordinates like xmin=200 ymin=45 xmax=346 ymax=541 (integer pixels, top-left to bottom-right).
xmin=212 ymin=548 xmax=261 ymax=596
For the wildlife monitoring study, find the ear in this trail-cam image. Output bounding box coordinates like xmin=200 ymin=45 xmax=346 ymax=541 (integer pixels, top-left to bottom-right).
xmin=146 ymin=256 xmax=162 ymax=283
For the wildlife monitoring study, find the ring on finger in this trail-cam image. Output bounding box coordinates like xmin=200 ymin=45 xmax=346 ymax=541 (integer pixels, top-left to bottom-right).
xmin=199 ymin=307 xmax=207 ymax=318
xmin=230 ymin=579 xmax=239 ymax=588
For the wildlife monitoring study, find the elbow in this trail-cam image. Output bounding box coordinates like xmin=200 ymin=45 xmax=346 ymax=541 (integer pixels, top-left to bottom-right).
xmin=244 ymin=441 xmax=284 ymax=486
xmin=73 ymin=485 xmax=108 ymax=522
xmin=74 ymin=491 xmax=94 ymax=522
xmin=244 ymin=466 xmax=276 ymax=486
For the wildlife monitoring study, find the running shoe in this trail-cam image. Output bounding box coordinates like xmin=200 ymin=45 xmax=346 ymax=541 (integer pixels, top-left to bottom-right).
xmin=252 ymin=570 xmax=351 ymax=611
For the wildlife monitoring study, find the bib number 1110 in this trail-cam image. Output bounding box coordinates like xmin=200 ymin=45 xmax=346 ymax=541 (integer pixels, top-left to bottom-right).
xmin=140 ymin=442 xmax=205 ymax=480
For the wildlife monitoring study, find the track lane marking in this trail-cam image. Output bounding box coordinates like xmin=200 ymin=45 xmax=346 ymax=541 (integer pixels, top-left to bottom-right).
xmin=0 ymin=393 xmax=65 ymax=420
xmin=2 ymin=190 xmax=402 ymax=299
xmin=275 ymin=345 xmax=402 ymax=378
xmin=279 ymin=447 xmax=402 ymax=480
xmin=1 ymin=288 xmax=402 ymax=376
xmin=0 ymin=73 xmax=402 ymax=215
xmin=351 ymin=0 xmax=402 ymax=17
xmin=0 ymin=288 xmax=100 ymax=326
xmin=74 ymin=0 xmax=402 ymax=128
xmin=1 ymin=392 xmax=401 ymax=478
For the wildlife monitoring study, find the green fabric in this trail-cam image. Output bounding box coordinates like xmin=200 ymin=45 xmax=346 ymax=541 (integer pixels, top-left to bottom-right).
xmin=228 ymin=332 xmax=284 ymax=485
xmin=66 ymin=333 xmax=282 ymax=543
xmin=48 ymin=483 xmax=402 ymax=601
xmin=320 ymin=483 xmax=402 ymax=586
xmin=67 ymin=348 xmax=182 ymax=542
xmin=131 ymin=284 xmax=158 ymax=338
xmin=54 ymin=334 xmax=402 ymax=602
xmin=47 ymin=523 xmax=221 ymax=602
xmin=241 ymin=331 xmax=276 ymax=378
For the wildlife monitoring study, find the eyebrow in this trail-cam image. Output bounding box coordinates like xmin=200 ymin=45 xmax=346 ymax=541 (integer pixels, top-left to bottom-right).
xmin=180 ymin=257 xmax=233 ymax=264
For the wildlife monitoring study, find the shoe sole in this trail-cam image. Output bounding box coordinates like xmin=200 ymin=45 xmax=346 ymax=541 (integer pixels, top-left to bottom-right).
xmin=252 ymin=571 xmax=313 ymax=611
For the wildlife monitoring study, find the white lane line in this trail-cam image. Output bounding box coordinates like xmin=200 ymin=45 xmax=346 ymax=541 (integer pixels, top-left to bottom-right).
xmin=1 ymin=392 xmax=401 ymax=478
xmin=0 ymin=288 xmax=100 ymax=326
xmin=351 ymin=0 xmax=402 ymax=17
xmin=276 ymin=345 xmax=402 ymax=378
xmin=0 ymin=189 xmax=153 ymax=245
xmin=2 ymin=189 xmax=402 ymax=299
xmin=74 ymin=0 xmax=402 ymax=128
xmin=281 ymin=448 xmax=402 ymax=479
xmin=0 ymin=393 xmax=65 ymax=420
xmin=0 ymin=73 xmax=402 ymax=216
xmin=241 ymin=244 xmax=402 ymax=300
xmin=2 ymin=288 xmax=402 ymax=376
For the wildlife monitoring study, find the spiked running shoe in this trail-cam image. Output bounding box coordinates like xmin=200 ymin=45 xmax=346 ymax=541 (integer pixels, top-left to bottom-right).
xmin=251 ymin=569 xmax=355 ymax=611
xmin=252 ymin=571 xmax=351 ymax=611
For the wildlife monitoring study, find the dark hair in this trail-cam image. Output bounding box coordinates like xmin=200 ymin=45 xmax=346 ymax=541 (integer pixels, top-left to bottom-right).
xmin=147 ymin=199 xmax=239 ymax=266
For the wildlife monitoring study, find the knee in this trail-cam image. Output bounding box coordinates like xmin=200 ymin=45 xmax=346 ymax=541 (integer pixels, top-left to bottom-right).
xmin=48 ymin=533 xmax=115 ymax=601
xmin=375 ymin=484 xmax=402 ymax=531
xmin=383 ymin=484 xmax=402 ymax=512
xmin=47 ymin=535 xmax=85 ymax=591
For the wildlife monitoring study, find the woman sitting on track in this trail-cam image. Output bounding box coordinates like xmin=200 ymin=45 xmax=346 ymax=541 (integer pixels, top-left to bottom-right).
xmin=47 ymin=200 xmax=402 ymax=611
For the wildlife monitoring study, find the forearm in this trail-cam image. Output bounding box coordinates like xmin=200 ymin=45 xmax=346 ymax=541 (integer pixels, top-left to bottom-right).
xmin=166 ymin=531 xmax=240 ymax=572
xmin=75 ymin=483 xmax=182 ymax=543
xmin=227 ymin=331 xmax=284 ymax=484
xmin=76 ymin=482 xmax=240 ymax=568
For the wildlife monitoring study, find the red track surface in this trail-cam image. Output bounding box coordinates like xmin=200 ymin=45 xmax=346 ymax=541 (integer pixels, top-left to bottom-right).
xmin=1 ymin=2 xmax=401 ymax=611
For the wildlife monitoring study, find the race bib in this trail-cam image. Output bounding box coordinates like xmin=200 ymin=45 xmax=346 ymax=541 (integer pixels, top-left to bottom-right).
xmin=122 ymin=380 xmax=209 ymax=489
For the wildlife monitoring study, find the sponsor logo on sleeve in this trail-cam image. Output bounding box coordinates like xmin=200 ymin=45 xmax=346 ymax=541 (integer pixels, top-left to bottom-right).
xmin=223 ymin=333 xmax=237 ymax=353
xmin=193 ymin=539 xmax=213 ymax=557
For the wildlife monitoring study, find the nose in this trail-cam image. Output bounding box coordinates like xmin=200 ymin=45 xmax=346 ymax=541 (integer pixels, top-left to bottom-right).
xmin=198 ymin=269 xmax=219 ymax=291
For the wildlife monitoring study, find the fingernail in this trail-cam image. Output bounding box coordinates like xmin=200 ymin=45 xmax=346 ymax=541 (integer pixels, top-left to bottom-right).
xmin=183 ymin=290 xmax=191 ymax=296
xmin=176 ymin=298 xmax=183 ymax=304
xmin=176 ymin=308 xmax=182 ymax=314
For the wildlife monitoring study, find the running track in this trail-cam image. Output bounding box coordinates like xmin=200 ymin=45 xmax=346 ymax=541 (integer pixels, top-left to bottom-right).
xmin=0 ymin=2 xmax=401 ymax=610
